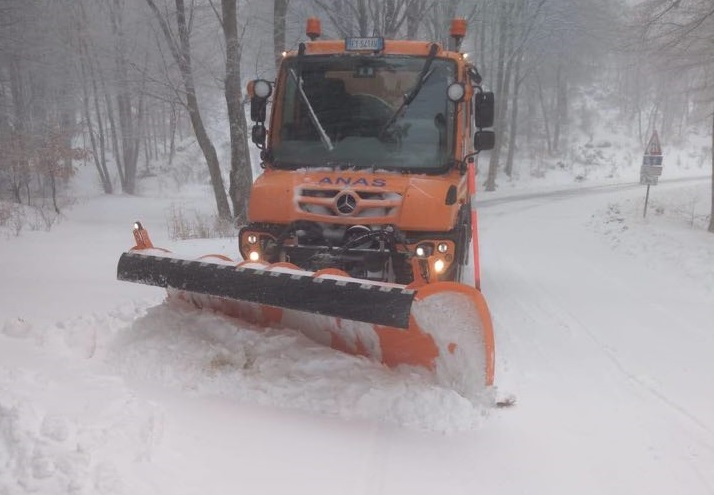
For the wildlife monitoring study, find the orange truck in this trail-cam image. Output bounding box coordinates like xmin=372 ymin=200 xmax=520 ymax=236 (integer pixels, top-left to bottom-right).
xmin=118 ymin=18 xmax=496 ymax=400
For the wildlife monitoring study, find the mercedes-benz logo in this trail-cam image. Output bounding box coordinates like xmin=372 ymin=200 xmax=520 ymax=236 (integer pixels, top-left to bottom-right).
xmin=335 ymin=192 xmax=358 ymax=215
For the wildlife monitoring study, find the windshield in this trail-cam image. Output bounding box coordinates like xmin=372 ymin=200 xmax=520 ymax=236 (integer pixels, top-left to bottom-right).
xmin=270 ymin=55 xmax=457 ymax=171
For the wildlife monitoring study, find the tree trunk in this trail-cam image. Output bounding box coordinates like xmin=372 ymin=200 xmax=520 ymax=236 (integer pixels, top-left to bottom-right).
xmin=223 ymin=0 xmax=253 ymax=224
xmin=168 ymin=102 xmax=177 ymax=166
xmin=709 ymin=110 xmax=714 ymax=233
xmin=104 ymin=91 xmax=123 ymax=182
xmin=85 ymin=45 xmax=112 ymax=190
xmin=110 ymin=0 xmax=140 ymax=194
xmin=79 ymin=53 xmax=112 ymax=194
xmin=406 ymin=0 xmax=425 ymax=38
xmin=504 ymin=52 xmax=522 ymax=178
xmin=273 ymin=0 xmax=289 ymax=74
xmin=58 ymin=78 xmax=74 ymax=181
xmin=525 ymin=78 xmax=535 ymax=146
xmin=8 ymin=56 xmax=32 ymax=203
xmin=85 ymin=37 xmax=125 ymax=186
xmin=145 ymin=0 xmax=231 ymax=219
xmin=479 ymin=10 xmax=487 ymax=85
xmin=129 ymin=62 xmax=149 ymax=186
xmin=484 ymin=3 xmax=508 ymax=192
xmin=144 ymin=134 xmax=151 ymax=172
xmin=152 ymin=110 xmax=159 ymax=159
xmin=49 ymin=165 xmax=60 ymax=214
xmin=358 ymin=0 xmax=368 ymax=36
xmin=132 ymin=91 xmax=145 ymax=179
xmin=162 ymin=103 xmax=168 ymax=155
xmin=552 ymin=63 xmax=568 ymax=153
xmin=553 ymin=63 xmax=563 ymax=152
xmin=91 ymin=82 xmax=109 ymax=191
xmin=536 ymin=71 xmax=552 ymax=155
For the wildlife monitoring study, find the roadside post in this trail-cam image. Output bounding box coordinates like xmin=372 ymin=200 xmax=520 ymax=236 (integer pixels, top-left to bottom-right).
xmin=640 ymin=130 xmax=663 ymax=218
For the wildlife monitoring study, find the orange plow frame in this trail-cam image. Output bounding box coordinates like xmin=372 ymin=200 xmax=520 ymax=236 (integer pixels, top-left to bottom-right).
xmin=118 ymin=224 xmax=495 ymax=398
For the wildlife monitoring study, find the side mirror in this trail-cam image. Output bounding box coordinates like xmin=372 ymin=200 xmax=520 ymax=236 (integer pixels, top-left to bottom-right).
xmin=474 ymin=92 xmax=494 ymax=128
xmin=252 ymin=124 xmax=267 ymax=148
xmin=474 ymin=130 xmax=495 ymax=151
xmin=251 ymin=97 xmax=267 ymax=123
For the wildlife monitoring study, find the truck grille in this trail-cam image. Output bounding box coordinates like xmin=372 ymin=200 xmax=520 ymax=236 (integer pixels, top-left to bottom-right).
xmin=297 ymin=188 xmax=402 ymax=219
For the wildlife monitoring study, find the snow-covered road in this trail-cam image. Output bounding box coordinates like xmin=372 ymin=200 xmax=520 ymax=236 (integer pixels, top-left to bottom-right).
xmin=1 ymin=177 xmax=712 ymax=494
xmin=479 ymin=179 xmax=714 ymax=494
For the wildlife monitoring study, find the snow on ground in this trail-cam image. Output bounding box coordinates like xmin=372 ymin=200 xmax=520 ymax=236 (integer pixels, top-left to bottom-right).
xmin=590 ymin=184 xmax=714 ymax=292
xmin=478 ymin=178 xmax=713 ymax=495
xmin=0 ymin=158 xmax=713 ymax=494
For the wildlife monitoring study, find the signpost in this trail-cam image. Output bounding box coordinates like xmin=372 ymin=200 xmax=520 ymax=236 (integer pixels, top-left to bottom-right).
xmin=641 ymin=130 xmax=663 ymax=217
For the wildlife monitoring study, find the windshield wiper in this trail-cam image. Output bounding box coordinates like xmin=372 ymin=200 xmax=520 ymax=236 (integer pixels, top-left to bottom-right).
xmin=379 ymin=43 xmax=439 ymax=140
xmin=289 ymin=44 xmax=334 ymax=151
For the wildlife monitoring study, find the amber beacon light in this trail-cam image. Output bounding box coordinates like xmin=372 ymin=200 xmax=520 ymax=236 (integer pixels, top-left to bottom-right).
xmin=450 ymin=18 xmax=467 ymax=51
xmin=306 ymin=17 xmax=321 ymax=40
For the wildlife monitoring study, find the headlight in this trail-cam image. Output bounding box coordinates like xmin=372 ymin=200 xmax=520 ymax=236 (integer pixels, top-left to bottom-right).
xmin=248 ymin=251 xmax=261 ymax=262
xmin=415 ymin=243 xmax=433 ymax=258
xmin=253 ymin=79 xmax=272 ymax=99
xmin=437 ymin=242 xmax=449 ymax=253
xmin=247 ymin=234 xmax=258 ymax=244
xmin=433 ymin=259 xmax=445 ymax=273
xmin=447 ymin=82 xmax=465 ymax=102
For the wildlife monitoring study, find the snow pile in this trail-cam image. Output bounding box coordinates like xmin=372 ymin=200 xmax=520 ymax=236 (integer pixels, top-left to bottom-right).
xmin=590 ymin=183 xmax=714 ymax=292
xmin=107 ymin=302 xmax=490 ymax=432
xmin=1 ymin=298 xmax=491 ymax=438
xmin=0 ymin=319 xmax=163 ymax=495
xmin=0 ymin=392 xmax=158 ymax=495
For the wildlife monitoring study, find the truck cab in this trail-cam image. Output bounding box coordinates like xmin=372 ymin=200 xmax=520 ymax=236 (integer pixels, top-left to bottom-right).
xmin=241 ymin=18 xmax=494 ymax=286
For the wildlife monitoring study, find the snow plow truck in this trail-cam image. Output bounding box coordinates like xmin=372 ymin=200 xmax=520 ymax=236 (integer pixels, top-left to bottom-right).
xmin=117 ymin=18 xmax=496 ymax=400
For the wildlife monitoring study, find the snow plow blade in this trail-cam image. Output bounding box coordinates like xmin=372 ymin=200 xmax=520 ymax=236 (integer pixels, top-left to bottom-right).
xmin=117 ymin=229 xmax=494 ymax=399
xmin=117 ymin=251 xmax=415 ymax=329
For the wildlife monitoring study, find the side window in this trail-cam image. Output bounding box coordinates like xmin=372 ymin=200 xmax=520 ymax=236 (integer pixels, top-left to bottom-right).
xmin=281 ymin=73 xmax=297 ymax=128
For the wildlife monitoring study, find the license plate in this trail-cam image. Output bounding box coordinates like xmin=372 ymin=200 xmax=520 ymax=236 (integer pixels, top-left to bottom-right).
xmin=345 ymin=37 xmax=384 ymax=51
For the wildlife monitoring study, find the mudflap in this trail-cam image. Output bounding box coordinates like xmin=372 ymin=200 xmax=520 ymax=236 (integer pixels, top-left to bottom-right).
xmin=117 ymin=250 xmax=495 ymax=400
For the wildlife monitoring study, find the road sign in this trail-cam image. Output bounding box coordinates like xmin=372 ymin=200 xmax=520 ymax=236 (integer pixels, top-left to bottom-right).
xmin=640 ymin=130 xmax=663 ymax=186
xmin=641 ymin=130 xmax=663 ymax=217
xmin=644 ymin=129 xmax=662 ymax=155
xmin=640 ymin=174 xmax=659 ymax=186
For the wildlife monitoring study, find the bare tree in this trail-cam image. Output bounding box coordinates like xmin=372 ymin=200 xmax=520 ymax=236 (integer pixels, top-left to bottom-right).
xmin=145 ymin=0 xmax=232 ymax=220
xmin=313 ymin=0 xmax=419 ymax=38
xmin=406 ymin=0 xmax=429 ymax=38
xmin=484 ymin=0 xmax=517 ymax=191
xmin=108 ymin=0 xmax=145 ymax=194
xmin=274 ymin=0 xmax=290 ymax=72
xmin=221 ymin=0 xmax=253 ymax=223
xmin=480 ymin=0 xmax=619 ymax=189
xmin=0 ymin=0 xmax=86 ymax=208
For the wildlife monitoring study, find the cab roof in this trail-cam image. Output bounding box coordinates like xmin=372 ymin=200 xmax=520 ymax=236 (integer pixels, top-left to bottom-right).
xmin=285 ymin=40 xmax=466 ymax=64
